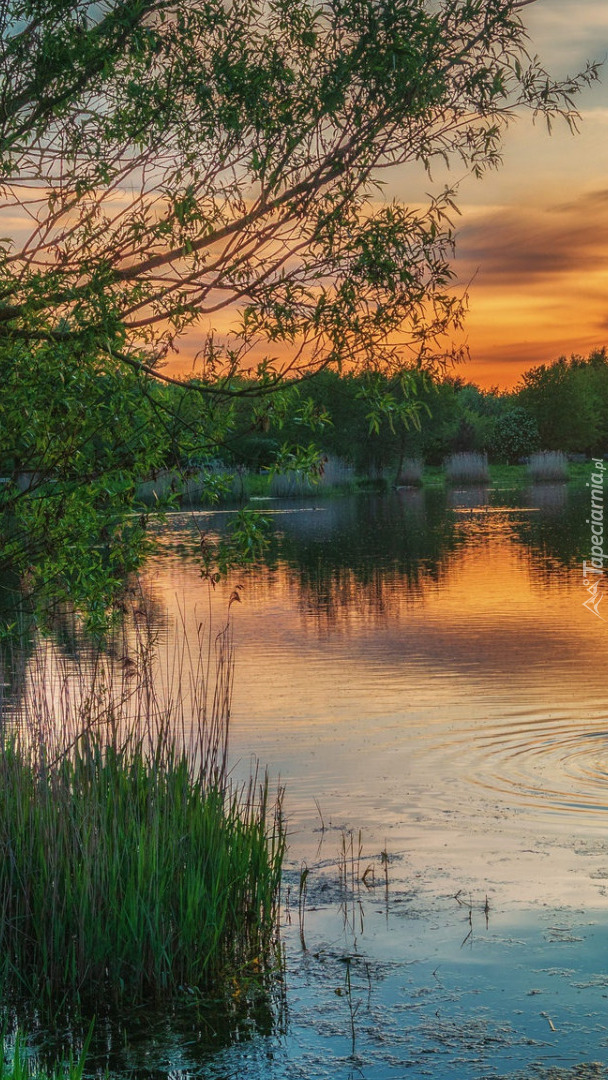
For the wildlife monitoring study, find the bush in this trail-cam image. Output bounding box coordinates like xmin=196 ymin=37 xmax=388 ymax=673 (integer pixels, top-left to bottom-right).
xmin=444 ymin=452 xmax=489 ymax=484
xmin=490 ymin=407 xmax=540 ymax=463
xmin=528 ymin=450 xmax=568 ymax=481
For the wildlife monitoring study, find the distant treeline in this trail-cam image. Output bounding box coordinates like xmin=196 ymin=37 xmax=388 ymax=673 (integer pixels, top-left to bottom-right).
xmin=9 ymin=348 xmax=602 ymax=487
xmin=214 ymin=348 xmax=608 ymax=476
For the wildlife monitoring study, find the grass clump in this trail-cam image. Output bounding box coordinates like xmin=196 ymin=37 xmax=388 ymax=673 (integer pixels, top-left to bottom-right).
xmin=0 ymin=1030 xmax=90 ymax=1080
xmin=528 ymin=450 xmax=568 ymax=481
xmin=268 ymin=470 xmax=313 ymax=497
xmin=444 ymin=452 xmax=489 ymax=485
xmin=395 ymin=458 xmax=424 ymax=487
xmin=0 ymin=625 xmax=284 ymax=1013
xmin=266 ymin=456 xmax=356 ymax=497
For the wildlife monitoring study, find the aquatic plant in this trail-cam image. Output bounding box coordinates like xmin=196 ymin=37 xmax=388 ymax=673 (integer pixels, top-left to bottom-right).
xmin=269 ymin=470 xmax=314 ymax=497
xmin=444 ymin=452 xmax=489 ymax=485
xmin=0 ymin=1029 xmax=90 ymax=1080
xmin=0 ymin=624 xmax=284 ymax=1013
xmin=528 ymin=450 xmax=569 ymax=482
xmin=318 ymin=457 xmax=357 ymax=490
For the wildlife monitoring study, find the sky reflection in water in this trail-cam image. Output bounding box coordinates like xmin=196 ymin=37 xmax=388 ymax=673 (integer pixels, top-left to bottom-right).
xmin=141 ymin=486 xmax=608 ymax=912
xmin=124 ymin=481 xmax=608 ymax=1077
xmin=11 ymin=484 xmax=608 ymax=1078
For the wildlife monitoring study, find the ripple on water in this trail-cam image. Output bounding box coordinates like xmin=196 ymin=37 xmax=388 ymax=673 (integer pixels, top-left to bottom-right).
xmin=427 ymin=710 xmax=608 ymax=815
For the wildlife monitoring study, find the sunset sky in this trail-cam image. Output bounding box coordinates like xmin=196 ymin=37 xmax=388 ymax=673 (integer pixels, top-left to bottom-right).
xmin=441 ymin=0 xmax=608 ymax=389
xmin=163 ymin=1 xmax=608 ymax=393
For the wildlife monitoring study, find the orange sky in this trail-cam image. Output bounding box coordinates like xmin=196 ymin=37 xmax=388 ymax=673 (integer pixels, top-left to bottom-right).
xmin=433 ymin=0 xmax=608 ymax=389
xmin=164 ymin=1 xmax=608 ymax=394
xmin=4 ymin=4 xmax=604 ymax=395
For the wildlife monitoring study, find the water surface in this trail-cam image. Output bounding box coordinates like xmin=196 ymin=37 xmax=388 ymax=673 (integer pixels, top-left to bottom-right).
xmin=11 ymin=483 xmax=608 ymax=1077
xmin=143 ymin=485 xmax=608 ymax=909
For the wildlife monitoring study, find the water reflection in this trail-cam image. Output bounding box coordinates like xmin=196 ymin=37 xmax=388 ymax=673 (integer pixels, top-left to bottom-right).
xmin=512 ymin=485 xmax=589 ymax=578
xmin=526 ymin=481 xmax=569 ymax=513
xmin=135 ymin=487 xmax=608 ymax=911
xmin=4 ymin=486 xmax=608 ymax=1075
xmin=5 ymin=486 xmax=608 ymax=899
xmin=10 ymin=976 xmax=285 ymax=1080
xmin=445 ymin=484 xmax=490 ymax=509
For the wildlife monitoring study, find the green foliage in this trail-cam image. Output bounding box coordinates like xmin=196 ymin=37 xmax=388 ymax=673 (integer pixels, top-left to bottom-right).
xmin=201 ymin=508 xmax=271 ymax=583
xmin=516 ymin=350 xmax=608 ymax=454
xmin=490 ymin=406 xmax=540 ymax=463
xmin=0 ymin=632 xmax=284 ymax=1013
xmin=0 ymin=0 xmax=596 ymax=622
xmin=217 ymin=352 xmax=608 ymax=480
xmin=394 ymin=376 xmax=462 ymax=465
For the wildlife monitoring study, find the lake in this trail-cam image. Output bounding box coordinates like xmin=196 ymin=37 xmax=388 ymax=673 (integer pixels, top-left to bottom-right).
xmin=94 ymin=480 xmax=607 ymax=1079
xmin=144 ymin=485 xmax=608 ymax=900
xmin=10 ymin=482 xmax=608 ymax=1077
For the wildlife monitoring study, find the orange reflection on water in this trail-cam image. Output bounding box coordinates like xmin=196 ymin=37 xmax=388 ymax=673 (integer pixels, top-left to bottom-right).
xmin=138 ymin=496 xmax=608 ymax=906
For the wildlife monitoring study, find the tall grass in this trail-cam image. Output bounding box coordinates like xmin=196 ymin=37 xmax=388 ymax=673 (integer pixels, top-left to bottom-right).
xmin=395 ymin=458 xmax=423 ymax=487
xmin=0 ymin=1030 xmax=89 ymax=1080
xmin=444 ymin=452 xmax=489 ymax=485
xmin=0 ymin=622 xmax=284 ymax=1013
xmin=135 ymin=464 xmax=239 ymax=505
xmin=268 ymin=469 xmax=312 ymax=497
xmin=528 ymin=450 xmax=568 ymax=482
xmin=269 ymin=456 xmax=356 ymax=497
xmin=319 ymin=456 xmax=356 ymax=489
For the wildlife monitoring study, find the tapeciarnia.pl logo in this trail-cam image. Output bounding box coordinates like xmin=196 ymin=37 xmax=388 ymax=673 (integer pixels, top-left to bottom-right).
xmin=582 ymin=459 xmax=606 ymax=620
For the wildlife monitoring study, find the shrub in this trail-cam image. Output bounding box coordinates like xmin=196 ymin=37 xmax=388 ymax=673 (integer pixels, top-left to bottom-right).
xmin=490 ymin=407 xmax=540 ymax=463
xmin=444 ymin=452 xmax=489 ymax=485
xmin=528 ymin=450 xmax=568 ymax=482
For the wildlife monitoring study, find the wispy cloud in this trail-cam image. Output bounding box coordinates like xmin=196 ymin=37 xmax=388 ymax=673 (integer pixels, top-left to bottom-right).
xmin=450 ymin=185 xmax=608 ymax=386
xmin=526 ymin=0 xmax=608 ymax=67
xmin=455 ymin=189 xmax=608 ymax=290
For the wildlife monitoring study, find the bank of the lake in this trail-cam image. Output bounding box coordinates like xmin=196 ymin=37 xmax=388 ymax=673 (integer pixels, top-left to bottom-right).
xmin=0 ymin=626 xmax=285 ymax=1071
xmin=136 ymin=457 xmax=594 ymax=508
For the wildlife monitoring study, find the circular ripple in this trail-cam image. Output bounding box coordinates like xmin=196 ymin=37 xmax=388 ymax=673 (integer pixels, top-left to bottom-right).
xmin=431 ymin=714 xmax=608 ymax=815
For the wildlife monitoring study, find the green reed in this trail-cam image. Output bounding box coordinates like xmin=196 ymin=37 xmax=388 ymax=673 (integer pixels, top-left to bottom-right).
xmin=0 ymin=1028 xmax=90 ymax=1080
xmin=0 ymin=621 xmax=284 ymax=1012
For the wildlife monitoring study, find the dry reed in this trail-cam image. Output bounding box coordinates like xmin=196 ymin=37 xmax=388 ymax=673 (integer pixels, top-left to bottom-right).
xmin=527 ymin=450 xmax=568 ymax=482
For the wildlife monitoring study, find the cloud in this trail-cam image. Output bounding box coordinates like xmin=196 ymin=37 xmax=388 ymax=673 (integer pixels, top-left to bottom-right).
xmin=470 ymin=333 xmax=605 ymax=368
xmin=525 ymin=0 xmax=608 ymax=68
xmin=552 ymin=186 xmax=608 ymax=212
xmin=454 ymin=188 xmax=608 ymax=290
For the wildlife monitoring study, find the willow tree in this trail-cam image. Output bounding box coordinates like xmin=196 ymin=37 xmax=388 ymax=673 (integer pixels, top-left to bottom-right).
xmin=0 ymin=0 xmax=597 ymax=622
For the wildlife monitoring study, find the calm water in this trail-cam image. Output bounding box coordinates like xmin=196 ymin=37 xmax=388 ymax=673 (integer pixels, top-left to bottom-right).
xmin=143 ymin=485 xmax=608 ymax=907
xmin=12 ymin=483 xmax=608 ymax=1077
